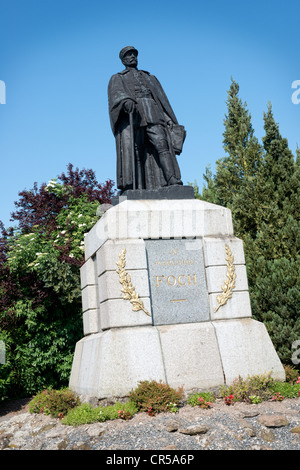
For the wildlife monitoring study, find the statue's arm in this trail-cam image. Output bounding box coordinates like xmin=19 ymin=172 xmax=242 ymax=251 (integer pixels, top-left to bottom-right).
xmin=108 ymin=74 xmax=137 ymax=134
xmin=150 ymin=75 xmax=178 ymax=125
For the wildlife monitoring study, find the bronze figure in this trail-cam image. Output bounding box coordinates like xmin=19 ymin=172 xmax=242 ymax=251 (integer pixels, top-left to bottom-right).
xmin=108 ymin=46 xmax=186 ymax=191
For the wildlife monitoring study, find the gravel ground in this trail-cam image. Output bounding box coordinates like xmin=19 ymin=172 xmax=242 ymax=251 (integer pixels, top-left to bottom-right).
xmin=1 ymin=397 xmax=300 ymax=452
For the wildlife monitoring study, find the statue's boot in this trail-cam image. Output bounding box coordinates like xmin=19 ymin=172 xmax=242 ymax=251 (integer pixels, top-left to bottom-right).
xmin=159 ymin=151 xmax=183 ymax=186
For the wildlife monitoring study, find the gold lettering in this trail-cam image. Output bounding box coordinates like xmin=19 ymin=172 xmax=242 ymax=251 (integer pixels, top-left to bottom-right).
xmin=188 ymin=274 xmax=197 ymax=285
xmin=156 ymin=275 xmax=165 ymax=287
xmin=167 ymin=275 xmax=176 ymax=286
xmin=155 ymin=274 xmax=197 ymax=287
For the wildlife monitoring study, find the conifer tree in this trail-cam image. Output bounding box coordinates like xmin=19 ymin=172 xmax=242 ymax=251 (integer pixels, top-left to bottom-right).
xmin=200 ymin=82 xmax=300 ymax=365
xmin=246 ymin=105 xmax=300 ymax=362
xmin=201 ymin=78 xmax=264 ymax=239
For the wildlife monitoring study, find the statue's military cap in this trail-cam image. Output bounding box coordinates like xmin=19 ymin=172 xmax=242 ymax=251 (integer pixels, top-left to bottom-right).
xmin=119 ymin=46 xmax=138 ymax=60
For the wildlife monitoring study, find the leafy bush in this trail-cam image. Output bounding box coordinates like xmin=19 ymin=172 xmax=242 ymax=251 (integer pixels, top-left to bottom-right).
xmin=129 ymin=380 xmax=184 ymax=416
xmin=187 ymin=391 xmax=216 ymax=407
xmin=0 ymin=164 xmax=114 ymax=399
xmin=220 ymin=373 xmax=275 ymax=403
xmin=283 ymin=364 xmax=300 ymax=384
xmin=270 ymin=381 xmax=300 ymax=399
xmin=28 ymin=388 xmax=80 ymax=418
xmin=62 ymin=401 xmax=138 ymax=426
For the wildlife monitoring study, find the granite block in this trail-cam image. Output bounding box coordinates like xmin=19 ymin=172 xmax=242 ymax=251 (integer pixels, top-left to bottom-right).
xmin=69 ymin=334 xmax=102 ymax=397
xmin=81 ymin=285 xmax=98 ymax=313
xmin=209 ymin=291 xmax=252 ymax=320
xmin=80 ymin=256 xmax=97 ymax=289
xmin=203 ymin=237 xmax=245 ymax=267
xmin=96 ymin=239 xmax=147 ymax=276
xmin=158 ymin=323 xmax=225 ymax=391
xmin=100 ymin=298 xmax=152 ymax=329
xmin=213 ymin=318 xmax=285 ymax=383
xmin=206 ymin=265 xmax=249 ymax=294
xmin=83 ymin=309 xmax=100 ymax=335
xmin=98 ymin=269 xmax=150 ymax=303
xmin=84 ymin=199 xmax=234 ymax=259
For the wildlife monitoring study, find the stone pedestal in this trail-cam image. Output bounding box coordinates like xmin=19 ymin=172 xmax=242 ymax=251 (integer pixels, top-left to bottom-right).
xmin=69 ymin=198 xmax=285 ymax=399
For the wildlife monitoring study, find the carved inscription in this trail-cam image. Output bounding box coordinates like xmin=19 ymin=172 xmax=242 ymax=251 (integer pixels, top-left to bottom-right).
xmin=155 ymin=274 xmax=197 ymax=287
xmin=145 ymin=239 xmax=210 ymax=325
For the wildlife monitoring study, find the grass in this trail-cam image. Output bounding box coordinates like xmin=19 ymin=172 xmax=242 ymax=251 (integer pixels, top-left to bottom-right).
xmin=186 ymin=391 xmax=216 ymax=407
xmin=61 ymin=401 xmax=139 ymax=426
xmin=270 ymin=381 xmax=300 ymax=399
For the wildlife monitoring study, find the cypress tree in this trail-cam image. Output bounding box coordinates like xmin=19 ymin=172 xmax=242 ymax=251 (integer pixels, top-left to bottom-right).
xmin=200 ymin=82 xmax=300 ymax=366
xmin=201 ymin=78 xmax=264 ymax=239
xmin=247 ymin=105 xmax=300 ymax=363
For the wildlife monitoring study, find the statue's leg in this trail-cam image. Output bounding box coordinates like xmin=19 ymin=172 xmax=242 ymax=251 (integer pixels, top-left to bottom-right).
xmin=146 ymin=125 xmax=182 ymax=186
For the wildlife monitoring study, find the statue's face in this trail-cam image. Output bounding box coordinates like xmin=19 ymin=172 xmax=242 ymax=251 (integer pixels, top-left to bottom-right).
xmin=122 ymin=50 xmax=138 ymax=68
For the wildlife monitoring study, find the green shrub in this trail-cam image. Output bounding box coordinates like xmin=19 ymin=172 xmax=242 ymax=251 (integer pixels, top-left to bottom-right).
xmin=187 ymin=391 xmax=216 ymax=407
xmin=28 ymin=388 xmax=80 ymax=418
xmin=249 ymin=395 xmax=263 ymax=404
xmin=220 ymin=373 xmax=275 ymax=403
xmin=270 ymin=381 xmax=300 ymax=399
xmin=283 ymin=364 xmax=300 ymax=384
xmin=129 ymin=380 xmax=184 ymax=415
xmin=62 ymin=401 xmax=138 ymax=426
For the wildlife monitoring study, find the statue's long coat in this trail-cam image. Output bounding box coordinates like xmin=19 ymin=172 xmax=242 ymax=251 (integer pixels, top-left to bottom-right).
xmin=108 ymin=69 xmax=181 ymax=190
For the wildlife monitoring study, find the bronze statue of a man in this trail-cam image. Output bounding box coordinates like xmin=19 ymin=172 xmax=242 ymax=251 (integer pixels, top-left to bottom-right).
xmin=108 ymin=46 xmax=185 ymax=191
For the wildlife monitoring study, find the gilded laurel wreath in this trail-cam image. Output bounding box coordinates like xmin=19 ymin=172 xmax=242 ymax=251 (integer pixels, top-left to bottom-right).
xmin=214 ymin=244 xmax=236 ymax=312
xmin=116 ymin=248 xmax=151 ymax=316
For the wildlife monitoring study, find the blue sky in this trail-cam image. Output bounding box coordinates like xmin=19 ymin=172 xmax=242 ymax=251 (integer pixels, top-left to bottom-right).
xmin=0 ymin=0 xmax=299 ymax=229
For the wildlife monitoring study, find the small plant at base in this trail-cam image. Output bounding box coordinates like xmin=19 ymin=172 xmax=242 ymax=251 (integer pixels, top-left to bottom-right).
xmin=220 ymin=373 xmax=275 ymax=403
xmin=28 ymin=388 xmax=80 ymax=418
xmin=249 ymin=395 xmax=262 ymax=404
xmin=272 ymin=392 xmax=284 ymax=402
xmin=167 ymin=402 xmax=179 ymax=413
xmin=197 ymin=397 xmax=212 ymax=409
xmin=224 ymin=394 xmax=235 ymax=406
xmin=147 ymin=407 xmax=155 ymax=417
xmin=129 ymin=380 xmax=184 ymax=416
xmin=270 ymin=381 xmax=300 ymax=398
xmin=283 ymin=364 xmax=300 ymax=384
xmin=117 ymin=409 xmax=131 ymax=420
xmin=187 ymin=391 xmax=216 ymax=407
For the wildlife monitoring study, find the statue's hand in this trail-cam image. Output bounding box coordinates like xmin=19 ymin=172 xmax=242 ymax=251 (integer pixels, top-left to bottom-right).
xmin=123 ymin=100 xmax=136 ymax=114
xmin=167 ymin=120 xmax=174 ymax=130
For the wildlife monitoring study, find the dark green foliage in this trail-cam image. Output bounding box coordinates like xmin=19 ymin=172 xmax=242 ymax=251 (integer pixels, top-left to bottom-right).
xmin=129 ymin=380 xmax=184 ymax=415
xmin=0 ymin=164 xmax=115 ymax=400
xmin=200 ymin=80 xmax=300 ymax=366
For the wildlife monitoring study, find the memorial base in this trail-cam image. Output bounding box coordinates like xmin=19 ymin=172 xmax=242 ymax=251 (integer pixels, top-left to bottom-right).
xmin=69 ymin=198 xmax=285 ymax=399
